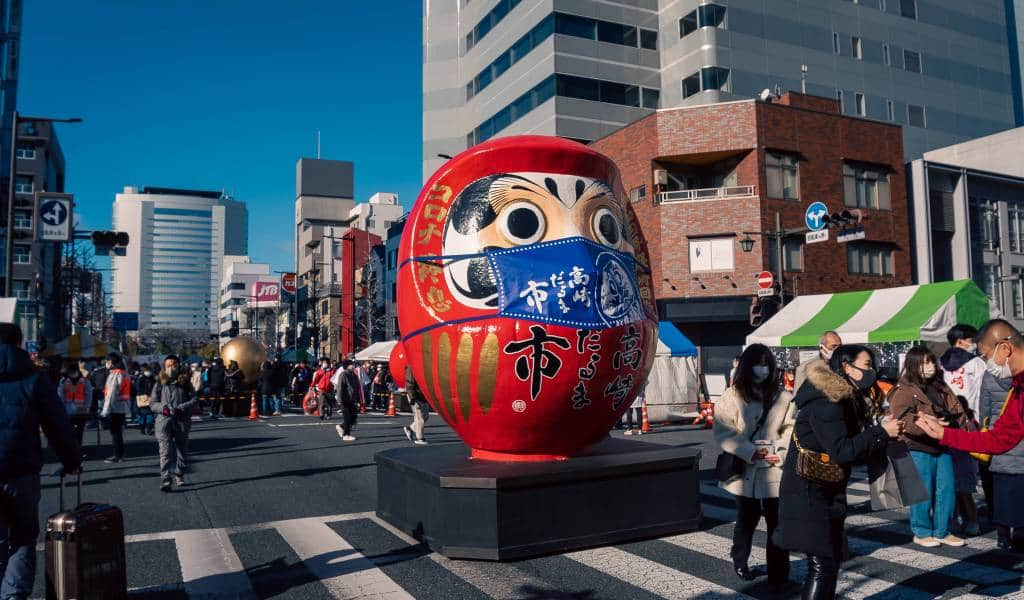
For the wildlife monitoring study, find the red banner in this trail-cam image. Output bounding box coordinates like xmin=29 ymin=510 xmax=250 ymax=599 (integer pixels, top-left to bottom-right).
xmin=281 ymin=272 xmax=297 ymax=294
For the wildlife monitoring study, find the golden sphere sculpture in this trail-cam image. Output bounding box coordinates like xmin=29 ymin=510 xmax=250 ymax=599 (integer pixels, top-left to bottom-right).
xmin=220 ymin=336 xmax=267 ymax=387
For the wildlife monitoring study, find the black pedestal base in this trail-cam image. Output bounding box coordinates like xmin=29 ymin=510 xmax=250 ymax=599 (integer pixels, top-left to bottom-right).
xmin=375 ymin=438 xmax=702 ymax=561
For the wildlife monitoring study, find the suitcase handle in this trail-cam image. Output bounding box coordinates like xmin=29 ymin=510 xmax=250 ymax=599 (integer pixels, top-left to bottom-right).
xmin=58 ymin=472 xmax=82 ymax=511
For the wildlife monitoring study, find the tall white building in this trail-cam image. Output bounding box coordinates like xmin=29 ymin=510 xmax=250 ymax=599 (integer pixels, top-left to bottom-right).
xmin=112 ymin=186 xmax=248 ymax=335
xmin=218 ymin=256 xmax=274 ymax=344
xmin=348 ymin=192 xmax=404 ymax=239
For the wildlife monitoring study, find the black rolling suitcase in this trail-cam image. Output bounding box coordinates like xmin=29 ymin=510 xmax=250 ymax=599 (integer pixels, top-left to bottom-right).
xmin=45 ymin=473 xmax=127 ymax=600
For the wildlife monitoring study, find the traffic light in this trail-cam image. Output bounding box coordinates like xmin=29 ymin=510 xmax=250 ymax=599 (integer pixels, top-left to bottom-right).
xmin=91 ymin=231 xmax=130 ymax=256
xmin=825 ymin=209 xmax=863 ymax=228
xmin=750 ymin=297 xmax=779 ymax=327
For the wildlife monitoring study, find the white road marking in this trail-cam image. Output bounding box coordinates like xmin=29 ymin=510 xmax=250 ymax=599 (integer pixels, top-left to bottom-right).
xmin=175 ymin=528 xmax=255 ymax=598
xmin=565 ymin=545 xmax=755 ymax=599
xmin=274 ymin=517 xmax=414 ymax=600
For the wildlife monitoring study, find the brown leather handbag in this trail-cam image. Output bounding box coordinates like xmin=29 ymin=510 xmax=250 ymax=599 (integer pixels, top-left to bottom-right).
xmin=793 ymin=431 xmax=845 ymax=484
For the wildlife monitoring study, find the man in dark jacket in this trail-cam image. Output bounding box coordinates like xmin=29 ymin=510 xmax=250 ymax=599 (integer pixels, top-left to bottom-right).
xmin=0 ymin=323 xmax=81 ymax=597
xmin=207 ymin=358 xmax=226 ymax=418
xmin=334 ymin=361 xmax=360 ymax=441
xmin=150 ymin=355 xmax=197 ymax=492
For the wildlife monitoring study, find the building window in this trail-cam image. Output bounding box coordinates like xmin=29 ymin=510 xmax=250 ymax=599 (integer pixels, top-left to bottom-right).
xmin=597 ymin=20 xmax=637 ymax=46
xmin=469 ymin=14 xmax=554 ymax=99
xmin=847 ymin=243 xmax=894 ymax=276
xmin=1013 ymin=267 xmax=1024 ymax=320
xmin=14 ymin=176 xmax=32 ymax=194
xmin=768 ymin=238 xmax=804 ymax=273
xmin=832 ymin=32 xmax=840 ymax=54
xmin=855 ymin=92 xmax=866 ymax=116
xmin=1009 ymin=204 xmax=1024 ymax=253
xmin=851 ymin=36 xmax=862 ymax=59
xmin=680 ymin=4 xmax=726 ymax=37
xmin=766 ymin=152 xmax=799 ymax=200
xmin=843 ymin=163 xmax=891 ymax=209
xmin=467 ymin=0 xmax=523 ymax=51
xmin=13 ymin=211 xmax=31 ymax=230
xmin=882 ymin=43 xmax=890 ymax=66
xmin=629 ymin=185 xmax=647 ymax=203
xmin=682 ymin=72 xmax=701 ymax=98
xmin=12 ymin=280 xmax=28 ymax=300
xmin=642 ymin=88 xmax=660 ymax=108
xmin=15 ymin=145 xmax=35 ymax=159
xmin=836 ymin=89 xmax=845 ymax=112
xmin=886 ymin=99 xmax=895 ymax=121
xmin=640 ymin=29 xmax=658 ymax=50
xmin=907 ymin=104 xmax=926 ymax=127
xmin=900 ymin=0 xmax=917 ymax=19
xmin=682 ymin=66 xmax=730 ymax=99
xmin=689 ymin=237 xmax=734 ymax=272
xmin=367 ymin=219 xmax=376 ymax=230
xmin=13 ymin=244 xmax=30 ymax=265
xmin=903 ymin=49 xmax=921 ymax=73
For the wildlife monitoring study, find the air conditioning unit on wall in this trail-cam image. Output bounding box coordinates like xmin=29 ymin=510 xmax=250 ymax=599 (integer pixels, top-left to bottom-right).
xmin=654 ymin=169 xmax=668 ymax=186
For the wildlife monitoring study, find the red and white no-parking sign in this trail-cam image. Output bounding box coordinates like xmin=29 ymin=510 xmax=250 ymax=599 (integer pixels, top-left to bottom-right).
xmin=757 ymin=271 xmax=774 ymax=289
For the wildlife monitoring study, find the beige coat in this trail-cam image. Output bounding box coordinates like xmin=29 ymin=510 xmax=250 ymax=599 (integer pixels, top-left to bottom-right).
xmin=713 ymin=385 xmax=796 ymax=499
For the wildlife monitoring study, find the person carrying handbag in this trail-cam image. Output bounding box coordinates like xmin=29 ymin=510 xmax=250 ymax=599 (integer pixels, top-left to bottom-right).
xmin=775 ymin=345 xmax=902 ymax=600
xmin=713 ymin=343 xmax=795 ymax=590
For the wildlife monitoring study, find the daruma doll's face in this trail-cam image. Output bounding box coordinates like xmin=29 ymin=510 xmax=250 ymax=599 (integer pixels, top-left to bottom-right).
xmin=392 ymin=136 xmax=657 ymax=460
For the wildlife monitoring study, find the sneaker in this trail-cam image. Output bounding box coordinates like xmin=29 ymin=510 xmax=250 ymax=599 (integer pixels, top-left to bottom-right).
xmin=414 ymin=439 xmax=428 ymax=445
xmin=636 ymin=429 xmax=644 ymax=435
xmin=335 ymin=424 xmax=345 ymax=439
xmin=272 ymin=411 xmax=281 ymax=416
xmin=160 ymin=480 xmax=172 ymax=492
xmin=913 ymin=536 xmax=941 ymax=548
xmin=963 ymin=522 xmax=980 ymax=537
xmin=403 ymin=426 xmax=413 ymax=442
xmin=103 ymin=456 xmax=123 ymax=464
xmin=624 ymin=429 xmax=634 ymax=436
xmin=174 ymin=475 xmax=186 ymax=487
xmin=342 ymin=435 xmax=356 ymax=441
xmin=937 ymin=534 xmax=966 ymax=547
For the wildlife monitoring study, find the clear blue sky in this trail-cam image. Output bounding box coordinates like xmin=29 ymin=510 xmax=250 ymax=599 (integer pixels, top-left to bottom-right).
xmin=19 ymin=1 xmax=423 ymax=273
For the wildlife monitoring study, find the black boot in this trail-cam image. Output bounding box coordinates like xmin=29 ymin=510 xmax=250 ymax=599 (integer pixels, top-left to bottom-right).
xmin=802 ymin=555 xmax=837 ymax=600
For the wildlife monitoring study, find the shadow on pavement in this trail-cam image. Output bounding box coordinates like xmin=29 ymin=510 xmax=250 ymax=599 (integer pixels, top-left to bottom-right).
xmin=179 ymin=463 xmax=376 ymax=492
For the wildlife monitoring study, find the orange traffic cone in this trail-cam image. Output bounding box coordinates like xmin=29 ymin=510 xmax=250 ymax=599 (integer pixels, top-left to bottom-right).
xmin=641 ymin=399 xmax=651 ymax=433
xmin=386 ymin=393 xmax=397 ymax=417
xmin=248 ymin=392 xmax=259 ymax=420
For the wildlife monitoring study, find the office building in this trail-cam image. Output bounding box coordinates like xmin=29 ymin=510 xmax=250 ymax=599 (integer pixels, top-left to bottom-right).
xmin=218 ymin=256 xmax=276 ymax=346
xmin=591 ymin=92 xmax=910 ymax=373
xmin=907 ymin=126 xmax=1024 ymax=328
xmin=111 ymin=186 xmax=248 ymax=336
xmin=9 ymin=118 xmax=66 ymax=344
xmin=347 ymin=192 xmax=404 ymax=240
xmin=423 ymin=0 xmax=1017 ymax=179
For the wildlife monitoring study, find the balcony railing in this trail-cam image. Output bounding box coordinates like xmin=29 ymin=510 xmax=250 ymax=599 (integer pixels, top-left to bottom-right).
xmin=656 ymin=185 xmax=756 ymax=204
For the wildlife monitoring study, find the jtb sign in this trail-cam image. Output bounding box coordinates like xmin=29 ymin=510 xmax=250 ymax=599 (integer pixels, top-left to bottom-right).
xmin=35 ymin=193 xmax=73 ymax=241
xmin=252 ymin=281 xmax=280 ymax=307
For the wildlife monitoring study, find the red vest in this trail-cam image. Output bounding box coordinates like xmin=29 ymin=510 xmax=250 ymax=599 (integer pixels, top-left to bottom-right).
xmin=63 ymin=380 xmax=86 ymax=405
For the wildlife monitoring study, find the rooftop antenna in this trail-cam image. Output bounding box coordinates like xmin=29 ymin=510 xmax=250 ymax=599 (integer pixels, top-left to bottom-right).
xmin=801 ymin=64 xmax=808 ymax=94
xmin=316 ymin=130 xmax=321 ymax=159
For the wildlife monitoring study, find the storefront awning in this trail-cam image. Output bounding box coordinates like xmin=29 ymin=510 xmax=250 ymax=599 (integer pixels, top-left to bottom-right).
xmin=657 ymin=322 xmax=698 ymax=357
xmin=746 ymin=280 xmax=991 ymax=348
xmin=354 ymin=340 xmax=397 ymax=362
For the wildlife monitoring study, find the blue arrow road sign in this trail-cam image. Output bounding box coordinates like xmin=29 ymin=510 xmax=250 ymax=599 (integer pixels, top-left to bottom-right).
xmin=805 ymin=202 xmax=828 ymax=231
xmin=40 ymin=199 xmax=68 ymax=226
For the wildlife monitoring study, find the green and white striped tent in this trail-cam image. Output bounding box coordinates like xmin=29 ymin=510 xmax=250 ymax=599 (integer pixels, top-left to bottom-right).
xmin=746 ymin=280 xmax=992 ymax=348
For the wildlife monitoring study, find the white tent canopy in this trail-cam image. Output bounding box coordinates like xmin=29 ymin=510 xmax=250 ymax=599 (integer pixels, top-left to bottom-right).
xmin=644 ymin=323 xmax=699 ymax=422
xmin=354 ymin=340 xmax=397 ymax=362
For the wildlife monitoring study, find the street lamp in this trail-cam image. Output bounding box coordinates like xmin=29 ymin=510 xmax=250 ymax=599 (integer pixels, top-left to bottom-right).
xmin=738 ymin=234 xmax=755 ymax=253
xmin=5 ymin=113 xmax=83 ymax=297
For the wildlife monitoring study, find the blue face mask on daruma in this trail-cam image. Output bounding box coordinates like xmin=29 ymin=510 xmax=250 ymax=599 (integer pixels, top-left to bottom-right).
xmin=417 ymin=236 xmax=647 ymax=330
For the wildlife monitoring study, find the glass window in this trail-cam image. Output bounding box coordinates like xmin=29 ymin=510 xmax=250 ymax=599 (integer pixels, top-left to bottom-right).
xmin=851 ymin=36 xmax=862 ymax=59
xmin=1010 ymin=204 xmax=1024 ymax=253
xmin=511 ymin=91 xmax=532 ymax=120
xmin=12 ymin=280 xmax=29 ymax=300
xmin=640 ymin=29 xmax=657 ymax=50
xmin=886 ymin=99 xmax=895 ymax=121
xmin=768 ymin=238 xmax=804 ymax=272
xmin=511 ymin=31 xmax=532 ymax=62
xmin=13 ymin=211 xmax=31 ymax=230
xmin=855 ymin=92 xmax=866 ymax=116
xmin=766 ymin=152 xmax=799 ymax=199
xmin=534 ymin=74 xmax=555 ymax=104
xmin=846 ymin=243 xmax=894 ymax=275
xmin=682 ymin=72 xmax=701 ymax=98
xmin=491 ymin=106 xmax=511 ymax=133
xmin=903 ymin=49 xmax=921 ymax=73
xmin=836 ymin=89 xmax=845 ymax=112
xmin=907 ymin=104 xmax=926 ymax=127
xmin=13 ymin=244 xmax=30 ymax=264
xmin=14 ymin=175 xmax=32 ymax=194
xmin=1013 ymin=267 xmax=1024 ymax=320
xmin=597 ymin=21 xmax=636 ymax=46
xmin=680 ymin=11 xmax=698 ymax=37
xmin=629 ymin=185 xmax=647 ymax=203
xmin=843 ymin=163 xmax=891 ymax=209
xmin=466 ymin=82 xmax=475 ymax=101
xmin=701 ymin=67 xmax=730 ymax=92
xmin=833 ymin=32 xmax=840 ymax=54
xmin=492 ymin=52 xmax=511 ymax=79
xmin=532 ymin=14 xmax=554 ymax=44
xmin=689 ymin=237 xmax=734 ymax=272
xmin=555 ymin=13 xmax=596 ymax=39
xmin=900 ymin=0 xmax=917 ymax=19
xmin=465 ymin=32 xmax=475 ymax=52
xmin=477 ymin=67 xmax=492 ymax=90
xmin=883 ymin=44 xmax=890 ymax=66
xmin=558 ymin=74 xmax=599 ymax=101
xmin=642 ymin=88 xmax=660 ymax=109
xmin=699 ymin=4 xmax=727 ymax=28
xmin=15 ymin=145 xmax=35 ymax=159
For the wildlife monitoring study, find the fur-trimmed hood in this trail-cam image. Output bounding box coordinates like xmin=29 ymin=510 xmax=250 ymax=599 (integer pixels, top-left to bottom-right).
xmin=797 ymin=360 xmax=854 ymax=407
xmin=159 ymin=369 xmax=192 ymax=387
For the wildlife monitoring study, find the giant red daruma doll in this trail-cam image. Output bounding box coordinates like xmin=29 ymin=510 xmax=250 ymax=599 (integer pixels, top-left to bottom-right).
xmin=393 ymin=136 xmax=657 ymax=460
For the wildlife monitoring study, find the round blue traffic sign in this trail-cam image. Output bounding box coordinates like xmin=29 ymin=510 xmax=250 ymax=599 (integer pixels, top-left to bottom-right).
xmin=805 ymin=202 xmax=828 ymax=231
xmin=39 ymin=199 xmax=69 ymax=226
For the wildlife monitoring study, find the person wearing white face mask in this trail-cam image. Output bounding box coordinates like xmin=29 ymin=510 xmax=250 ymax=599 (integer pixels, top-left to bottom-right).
xmin=795 ymin=331 xmax=842 ymax=393
xmin=713 ymin=343 xmax=795 ymax=589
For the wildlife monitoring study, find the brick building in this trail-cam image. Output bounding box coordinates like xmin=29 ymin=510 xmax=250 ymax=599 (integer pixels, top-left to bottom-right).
xmin=591 ymin=92 xmax=911 ymax=374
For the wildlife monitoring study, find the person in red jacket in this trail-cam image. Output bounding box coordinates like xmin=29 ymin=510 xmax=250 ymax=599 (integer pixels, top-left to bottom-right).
xmin=917 ymin=319 xmax=1024 ymax=455
xmin=310 ymin=358 xmax=336 ymax=420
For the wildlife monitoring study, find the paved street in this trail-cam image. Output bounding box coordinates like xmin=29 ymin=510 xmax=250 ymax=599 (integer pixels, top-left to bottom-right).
xmin=30 ymin=412 xmax=1024 ymax=599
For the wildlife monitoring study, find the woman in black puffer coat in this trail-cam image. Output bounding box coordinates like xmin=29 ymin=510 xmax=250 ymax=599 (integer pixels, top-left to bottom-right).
xmin=774 ymin=345 xmax=902 ymax=600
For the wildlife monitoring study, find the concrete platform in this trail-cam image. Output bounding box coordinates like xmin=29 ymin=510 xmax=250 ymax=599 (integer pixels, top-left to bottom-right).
xmin=375 ymin=438 xmax=702 ymax=561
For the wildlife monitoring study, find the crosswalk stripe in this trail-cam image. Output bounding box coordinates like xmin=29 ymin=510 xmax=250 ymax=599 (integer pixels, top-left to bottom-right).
xmin=565 ymin=545 xmax=755 ymax=599
xmin=274 ymin=517 xmax=414 ymax=599
xmin=175 ymin=528 xmax=255 ymax=598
